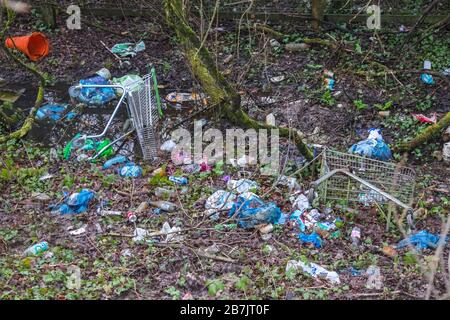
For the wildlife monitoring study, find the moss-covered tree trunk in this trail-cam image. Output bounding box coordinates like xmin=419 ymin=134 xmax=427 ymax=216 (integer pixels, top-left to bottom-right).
xmin=396 ymin=112 xmax=450 ymax=152
xmin=164 ymin=0 xmax=313 ymax=161
xmin=311 ymin=0 xmax=326 ymax=31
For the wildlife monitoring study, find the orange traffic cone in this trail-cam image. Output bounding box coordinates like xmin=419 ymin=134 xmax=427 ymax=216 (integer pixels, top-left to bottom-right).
xmin=5 ymin=32 xmax=50 ymax=61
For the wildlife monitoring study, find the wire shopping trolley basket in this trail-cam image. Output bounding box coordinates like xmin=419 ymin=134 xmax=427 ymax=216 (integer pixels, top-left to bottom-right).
xmin=307 ymin=147 xmax=416 ymax=227
xmin=71 ymin=68 xmax=163 ymax=161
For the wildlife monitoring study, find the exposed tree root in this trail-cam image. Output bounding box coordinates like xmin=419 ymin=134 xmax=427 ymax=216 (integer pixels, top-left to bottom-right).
xmin=164 ymin=0 xmax=313 ymax=161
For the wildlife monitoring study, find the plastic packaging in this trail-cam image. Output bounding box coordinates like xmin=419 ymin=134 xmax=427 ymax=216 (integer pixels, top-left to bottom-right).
xmin=421 ymin=60 xmax=435 ymax=85
xmin=205 ymin=190 xmax=237 ymax=210
xmin=160 ymin=222 xmax=183 ymax=243
xmin=169 ymin=176 xmax=188 ymax=185
xmin=160 ymin=139 xmax=177 ymax=152
xmin=149 ymin=201 xmax=178 ymax=212
xmin=443 ymin=142 xmax=450 ymax=163
xmin=412 ymin=113 xmax=437 ymax=124
xmin=111 ymin=74 xmax=144 ymax=95
xmin=154 ymin=187 xmax=176 ymax=198
xmin=298 ymin=232 xmax=322 ymax=248
xmin=286 ymin=260 xmax=340 ymax=285
xmin=348 ymin=128 xmax=392 ymax=161
xmin=351 ymin=227 xmax=361 ymax=247
xmin=227 ymin=179 xmax=259 ymax=194
xmin=103 ymin=155 xmax=128 ymax=170
xmin=111 ymin=41 xmax=145 ymax=57
xmin=396 ymin=230 xmax=450 ymax=250
xmin=69 ymin=74 xmax=116 ymax=106
xmin=52 ymin=189 xmax=95 ymax=215
xmin=366 ymin=265 xmax=383 ymax=290
xmin=228 ymin=194 xmax=282 ymax=229
xmin=36 ymin=103 xmax=77 ymax=121
xmin=23 ymin=241 xmax=49 ymax=256
xmin=119 ymin=163 xmax=142 ymax=178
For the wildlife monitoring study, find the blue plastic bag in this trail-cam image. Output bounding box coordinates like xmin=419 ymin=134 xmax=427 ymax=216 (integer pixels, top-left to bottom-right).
xmin=348 ymin=128 xmax=392 ymax=161
xmin=298 ymin=232 xmax=322 ymax=248
xmin=397 ymin=230 xmax=450 ymax=250
xmin=119 ymin=163 xmax=142 ymax=178
xmin=229 ymin=194 xmax=281 ymax=229
xmin=52 ymin=189 xmax=95 ymax=215
xmin=69 ymin=75 xmax=116 ymax=106
xmin=36 ymin=103 xmax=77 ymax=121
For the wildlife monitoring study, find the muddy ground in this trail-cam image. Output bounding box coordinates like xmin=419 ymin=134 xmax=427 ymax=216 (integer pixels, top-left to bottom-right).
xmin=0 ymin=5 xmax=449 ymax=300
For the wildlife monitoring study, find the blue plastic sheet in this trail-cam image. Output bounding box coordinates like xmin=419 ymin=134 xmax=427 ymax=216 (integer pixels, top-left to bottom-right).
xmin=51 ymin=189 xmax=95 ymax=215
xmin=348 ymin=128 xmax=392 ymax=161
xmin=103 ymin=155 xmax=128 ymax=170
xmin=69 ymin=75 xmax=116 ymax=106
xmin=228 ymin=194 xmax=282 ymax=229
xmin=298 ymin=232 xmax=322 ymax=248
xmin=397 ymin=230 xmax=450 ymax=250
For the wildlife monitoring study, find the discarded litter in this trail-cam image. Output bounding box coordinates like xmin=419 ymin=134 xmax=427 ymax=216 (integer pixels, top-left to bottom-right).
xmin=154 ymin=187 xmax=176 ymax=198
xmin=51 ymin=189 xmax=95 ymax=215
xmin=443 ymin=142 xmax=450 ymax=163
xmin=160 ymin=222 xmax=183 ymax=243
xmin=358 ymin=189 xmax=387 ymax=206
xmin=36 ymin=103 xmax=77 ymax=121
xmin=111 ymin=74 xmax=144 ymax=95
xmin=39 ymin=173 xmax=54 ymax=181
xmin=285 ymin=42 xmax=310 ymax=52
xmin=421 ymin=60 xmax=435 ymax=85
xmin=32 ymin=192 xmax=51 ymax=201
xmin=23 ymin=241 xmax=49 ymax=256
xmin=169 ymin=176 xmax=188 ymax=185
xmin=126 ymin=211 xmax=137 ymax=223
xmin=298 ymin=232 xmax=322 ymax=248
xmin=277 ymin=175 xmax=301 ymax=192
xmin=205 ymin=190 xmax=237 ymax=219
xmin=412 ymin=113 xmax=437 ymax=124
xmin=348 ymin=128 xmax=392 ymax=161
xmin=165 ymin=92 xmax=207 ymax=104
xmin=291 ymin=193 xmax=311 ymax=212
xmin=119 ymin=163 xmax=143 ymax=178
xmin=286 ymin=260 xmax=340 ymax=285
xmin=323 ymin=69 xmax=335 ymax=90
xmin=269 ymin=76 xmax=285 ymax=83
xmin=382 ymin=245 xmax=398 ymax=257
xmin=132 ymin=228 xmax=148 ymax=242
xmin=351 ymin=227 xmax=361 ymax=247
xmin=205 ymin=243 xmax=220 ymax=255
xmin=396 ymin=230 xmax=450 ymax=250
xmin=103 ymin=155 xmax=128 ymax=170
xmin=98 ymin=209 xmax=122 ymax=216
xmin=227 ymin=179 xmax=259 ymax=194
xmin=258 ymin=224 xmax=274 ymax=234
xmin=266 ymin=113 xmax=276 ymax=126
xmin=149 ymin=200 xmax=178 ymax=212
xmin=69 ymin=226 xmax=87 ymax=236
xmin=69 ymin=69 xmax=116 ymax=106
xmin=365 ymin=265 xmax=383 ymax=290
xmin=160 ymin=139 xmax=177 ymax=152
xmin=229 ymin=193 xmax=281 ymax=229
xmin=111 ymin=41 xmax=145 ymax=58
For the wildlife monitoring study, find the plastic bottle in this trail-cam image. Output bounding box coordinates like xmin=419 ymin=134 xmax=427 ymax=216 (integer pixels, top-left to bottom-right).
xmin=169 ymin=176 xmax=188 ymax=185
xmin=24 ymin=241 xmax=49 ymax=256
xmin=119 ymin=163 xmax=142 ymax=178
xmin=351 ymin=227 xmax=361 ymax=247
xmin=149 ymin=201 xmax=178 ymax=212
xmin=154 ymin=187 xmax=176 ymax=198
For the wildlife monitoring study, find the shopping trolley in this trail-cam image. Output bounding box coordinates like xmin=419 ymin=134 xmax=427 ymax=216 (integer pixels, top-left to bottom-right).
xmin=307 ymin=147 xmax=417 ymax=227
xmin=71 ymin=68 xmax=163 ymax=161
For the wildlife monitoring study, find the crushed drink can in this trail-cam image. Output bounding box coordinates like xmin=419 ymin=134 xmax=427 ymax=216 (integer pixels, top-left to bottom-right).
xmin=24 ymin=241 xmax=49 ymax=256
xmin=169 ymin=176 xmax=188 ymax=185
xmin=127 ymin=211 xmax=137 ymax=223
